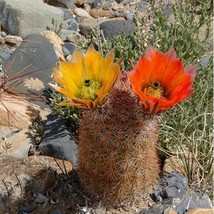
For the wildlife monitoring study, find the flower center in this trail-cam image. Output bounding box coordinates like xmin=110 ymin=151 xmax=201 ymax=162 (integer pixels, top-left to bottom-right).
xmin=146 ymin=81 xmax=164 ymax=99
xmin=76 ymin=79 xmax=101 ymax=101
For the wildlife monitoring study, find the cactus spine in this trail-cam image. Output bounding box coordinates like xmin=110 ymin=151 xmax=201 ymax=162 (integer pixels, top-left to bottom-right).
xmin=78 ymin=75 xmax=160 ymax=204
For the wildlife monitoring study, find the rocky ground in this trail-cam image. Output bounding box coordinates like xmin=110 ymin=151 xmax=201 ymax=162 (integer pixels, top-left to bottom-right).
xmin=0 ymin=0 xmax=213 ymax=213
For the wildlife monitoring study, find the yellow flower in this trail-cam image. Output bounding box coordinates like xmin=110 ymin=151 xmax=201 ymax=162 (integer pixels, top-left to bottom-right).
xmin=50 ymin=45 xmax=120 ymax=109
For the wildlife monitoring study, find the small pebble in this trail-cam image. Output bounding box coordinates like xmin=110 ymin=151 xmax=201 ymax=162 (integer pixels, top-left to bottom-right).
xmin=92 ymin=0 xmax=104 ymax=9
xmin=124 ymin=0 xmax=132 ymax=5
xmin=124 ymin=12 xmax=133 ymax=20
xmin=1 ymin=31 xmax=7 ymax=37
xmin=64 ymin=19 xmax=79 ymax=31
xmin=102 ymin=2 xmax=112 ymax=10
xmin=60 ymin=7 xmax=73 ymax=20
xmin=63 ymin=43 xmax=76 ymax=55
xmin=112 ymin=5 xmax=124 ymax=11
xmin=62 ymin=46 xmax=70 ymax=56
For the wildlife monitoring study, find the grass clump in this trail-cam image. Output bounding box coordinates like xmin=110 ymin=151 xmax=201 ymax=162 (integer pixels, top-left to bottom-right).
xmin=159 ymin=57 xmax=213 ymax=195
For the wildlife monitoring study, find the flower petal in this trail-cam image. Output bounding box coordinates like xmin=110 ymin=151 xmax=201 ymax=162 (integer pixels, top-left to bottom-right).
xmin=49 ymin=83 xmax=75 ymax=100
xmin=128 ymin=47 xmax=196 ymax=114
xmin=97 ymin=63 xmax=120 ymax=97
xmin=83 ymin=45 xmax=103 ymax=81
xmin=51 ymin=45 xmax=120 ymax=109
xmin=70 ymin=49 xmax=84 ymax=64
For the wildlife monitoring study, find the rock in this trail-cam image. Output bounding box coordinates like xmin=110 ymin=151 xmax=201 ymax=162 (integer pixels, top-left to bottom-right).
xmin=79 ymin=18 xmax=106 ymax=38
xmin=73 ymin=7 xmax=93 ymax=18
xmin=63 ymin=43 xmax=77 ymax=55
xmin=2 ymin=34 xmax=58 ymax=108
xmin=112 ymin=4 xmax=124 ymax=11
xmin=124 ymin=0 xmax=132 ymax=5
xmin=92 ymin=0 xmax=104 ymax=9
xmin=66 ymin=32 xmax=82 ymax=43
xmin=18 ymin=204 xmax=38 ymax=214
xmin=124 ymin=12 xmax=134 ymax=20
xmin=39 ymin=113 xmax=78 ymax=167
xmin=150 ymin=172 xmax=188 ymax=202
xmin=60 ymin=29 xmax=82 ymax=43
xmin=59 ymin=7 xmax=74 ymax=20
xmin=0 ymin=94 xmax=50 ymax=129
xmin=199 ymin=54 xmax=212 ymax=69
xmin=40 ymin=30 xmax=65 ymax=61
xmin=186 ymin=208 xmax=214 ymax=214
xmin=143 ymin=172 xmax=213 ymax=214
xmin=63 ymin=18 xmax=79 ymax=31
xmin=35 ymin=192 xmax=49 ymax=203
xmin=0 ymin=44 xmax=14 ymax=61
xmin=0 ymin=0 xmax=64 ymax=37
xmin=139 ymin=206 xmax=164 ymax=214
xmin=85 ymin=0 xmax=95 ymax=4
xmin=1 ymin=31 xmax=7 ymax=37
xmin=137 ymin=0 xmax=150 ymax=13
xmin=164 ymin=208 xmax=177 ymax=214
xmin=62 ymin=46 xmax=70 ymax=56
xmin=102 ymin=2 xmax=112 ymax=10
xmin=47 ymin=0 xmax=77 ymax=9
xmin=100 ymin=20 xmax=136 ymax=39
xmin=175 ymin=190 xmax=213 ymax=213
xmin=163 ymin=6 xmax=174 ymax=17
xmin=89 ymin=8 xmax=114 ymax=18
xmin=0 ymin=127 xmax=34 ymax=158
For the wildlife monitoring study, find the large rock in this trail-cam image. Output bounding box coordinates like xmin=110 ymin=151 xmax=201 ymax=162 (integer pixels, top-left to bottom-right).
xmin=39 ymin=113 xmax=78 ymax=167
xmin=3 ymin=34 xmax=58 ymax=108
xmin=100 ymin=20 xmax=136 ymax=39
xmin=0 ymin=94 xmax=50 ymax=129
xmin=0 ymin=0 xmax=64 ymax=37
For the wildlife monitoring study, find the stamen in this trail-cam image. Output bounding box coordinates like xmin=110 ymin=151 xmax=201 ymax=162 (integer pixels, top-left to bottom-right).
xmin=76 ymin=79 xmax=101 ymax=101
xmin=146 ymin=81 xmax=164 ymax=99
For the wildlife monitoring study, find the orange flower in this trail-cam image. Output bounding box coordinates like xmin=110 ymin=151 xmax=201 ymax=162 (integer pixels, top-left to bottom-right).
xmin=50 ymin=45 xmax=120 ymax=109
xmin=128 ymin=47 xmax=196 ymax=114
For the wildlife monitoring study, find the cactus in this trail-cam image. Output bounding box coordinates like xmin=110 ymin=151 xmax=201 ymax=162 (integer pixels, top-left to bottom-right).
xmin=78 ymin=74 xmax=160 ymax=204
xmin=50 ymin=46 xmax=196 ymax=206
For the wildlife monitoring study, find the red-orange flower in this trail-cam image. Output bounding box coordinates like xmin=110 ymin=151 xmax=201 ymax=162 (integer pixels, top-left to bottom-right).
xmin=128 ymin=47 xmax=196 ymax=114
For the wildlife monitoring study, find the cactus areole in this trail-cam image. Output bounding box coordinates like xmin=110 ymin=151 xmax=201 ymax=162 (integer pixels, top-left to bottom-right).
xmin=50 ymin=46 xmax=196 ymax=205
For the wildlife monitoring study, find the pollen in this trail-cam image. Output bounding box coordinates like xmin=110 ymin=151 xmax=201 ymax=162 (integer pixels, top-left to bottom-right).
xmin=76 ymin=79 xmax=101 ymax=101
xmin=146 ymin=81 xmax=164 ymax=99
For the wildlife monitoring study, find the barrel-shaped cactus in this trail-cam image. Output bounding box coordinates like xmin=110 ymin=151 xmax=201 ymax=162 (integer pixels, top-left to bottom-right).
xmin=50 ymin=46 xmax=196 ymax=205
xmin=78 ymin=76 xmax=160 ymax=203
